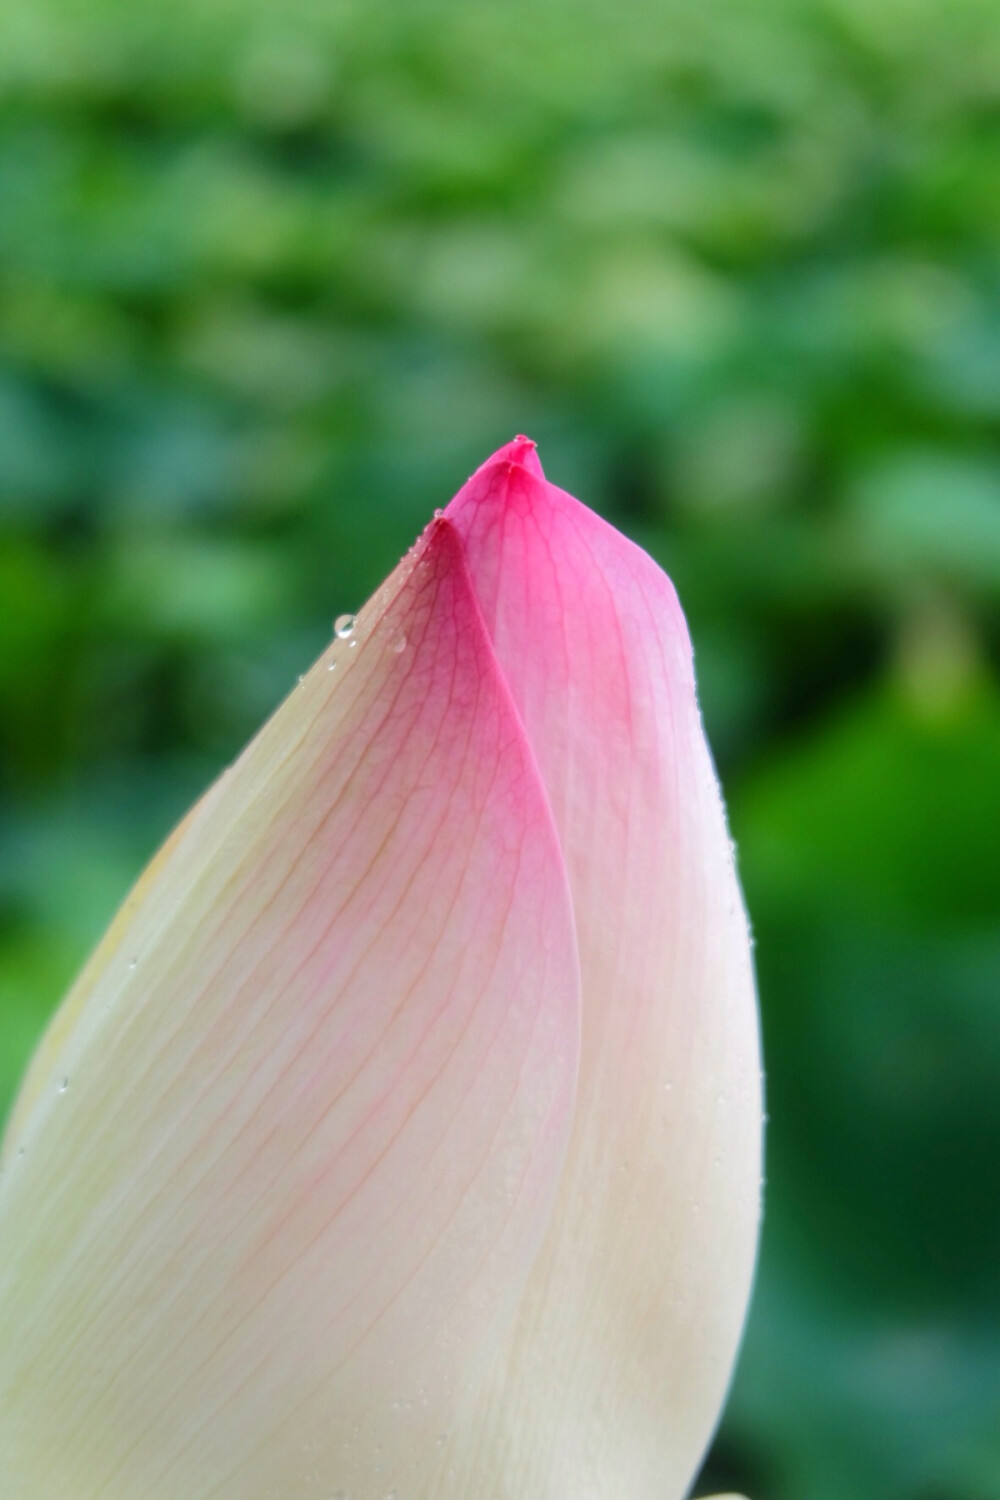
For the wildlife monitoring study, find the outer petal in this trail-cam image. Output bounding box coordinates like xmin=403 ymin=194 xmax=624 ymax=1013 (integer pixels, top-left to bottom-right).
xmin=0 ymin=520 xmax=581 ymax=1500
xmin=434 ymin=441 xmax=763 ymax=1500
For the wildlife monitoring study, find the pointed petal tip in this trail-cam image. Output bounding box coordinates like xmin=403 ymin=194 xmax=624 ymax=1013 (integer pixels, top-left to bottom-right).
xmin=401 ymin=511 xmax=468 ymax=593
xmin=444 ymin=439 xmax=547 ymax=541
xmin=466 ymin=435 xmax=544 ymax=486
xmin=489 ymin=434 xmax=542 ymax=474
xmin=507 ymin=434 xmax=543 ymax=476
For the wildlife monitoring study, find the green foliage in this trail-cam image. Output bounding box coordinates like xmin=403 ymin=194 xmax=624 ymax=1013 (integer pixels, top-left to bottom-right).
xmin=1 ymin=1 xmax=998 ymax=1496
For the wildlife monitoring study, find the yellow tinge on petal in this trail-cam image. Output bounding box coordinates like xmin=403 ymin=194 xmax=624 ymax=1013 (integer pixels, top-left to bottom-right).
xmin=3 ymin=802 xmax=203 ymax=1157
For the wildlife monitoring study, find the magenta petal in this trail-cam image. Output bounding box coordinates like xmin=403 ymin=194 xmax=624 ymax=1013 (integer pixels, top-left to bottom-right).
xmin=438 ymin=445 xmax=763 ymax=1500
xmin=0 ymin=522 xmax=581 ymax=1500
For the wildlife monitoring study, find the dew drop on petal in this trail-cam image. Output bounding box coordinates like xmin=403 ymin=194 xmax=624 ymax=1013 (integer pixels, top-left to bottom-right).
xmin=334 ymin=613 xmax=356 ymax=640
xmin=391 ymin=632 xmax=407 ymax=653
xmin=58 ymin=1077 xmax=69 ymax=1094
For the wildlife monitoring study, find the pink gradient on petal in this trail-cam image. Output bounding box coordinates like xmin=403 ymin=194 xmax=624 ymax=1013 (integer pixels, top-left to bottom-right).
xmin=433 ymin=443 xmax=762 ymax=1500
xmin=0 ymin=520 xmax=581 ymax=1500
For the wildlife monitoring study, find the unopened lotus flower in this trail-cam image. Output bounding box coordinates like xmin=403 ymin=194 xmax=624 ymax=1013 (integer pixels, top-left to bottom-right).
xmin=0 ymin=440 xmax=761 ymax=1500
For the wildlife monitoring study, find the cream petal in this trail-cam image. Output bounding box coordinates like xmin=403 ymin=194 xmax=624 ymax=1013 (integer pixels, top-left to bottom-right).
xmin=432 ymin=441 xmax=763 ymax=1500
xmin=0 ymin=520 xmax=581 ymax=1500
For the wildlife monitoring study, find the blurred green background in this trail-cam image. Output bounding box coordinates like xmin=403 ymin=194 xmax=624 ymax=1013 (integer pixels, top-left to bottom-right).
xmin=1 ymin=0 xmax=999 ymax=1495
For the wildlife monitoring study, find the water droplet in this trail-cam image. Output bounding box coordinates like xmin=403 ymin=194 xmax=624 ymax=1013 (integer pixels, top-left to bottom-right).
xmin=128 ymin=957 xmax=138 ymax=970
xmin=391 ymin=633 xmax=407 ymax=654
xmin=59 ymin=1077 xmax=69 ymax=1094
xmin=334 ymin=613 xmax=356 ymax=640
xmin=435 ymin=1433 xmax=449 ymax=1448
xmin=327 ymin=661 xmax=337 ymax=672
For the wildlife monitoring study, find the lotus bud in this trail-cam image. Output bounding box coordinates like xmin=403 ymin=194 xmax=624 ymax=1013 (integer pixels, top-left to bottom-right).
xmin=0 ymin=439 xmax=762 ymax=1500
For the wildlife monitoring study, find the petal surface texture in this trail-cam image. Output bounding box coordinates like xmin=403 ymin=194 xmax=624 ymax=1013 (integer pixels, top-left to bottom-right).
xmin=431 ymin=441 xmax=763 ymax=1500
xmin=0 ymin=521 xmax=581 ymax=1500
